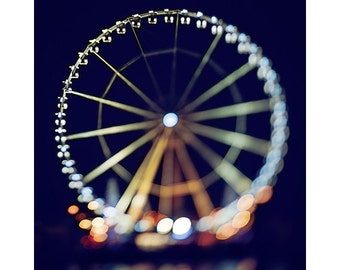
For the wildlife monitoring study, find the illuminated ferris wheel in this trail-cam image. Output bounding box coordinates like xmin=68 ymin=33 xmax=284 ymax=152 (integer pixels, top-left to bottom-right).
xmin=55 ymin=9 xmax=289 ymax=250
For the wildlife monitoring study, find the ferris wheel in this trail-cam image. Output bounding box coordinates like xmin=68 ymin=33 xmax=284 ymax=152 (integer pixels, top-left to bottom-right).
xmin=55 ymin=9 xmax=289 ymax=251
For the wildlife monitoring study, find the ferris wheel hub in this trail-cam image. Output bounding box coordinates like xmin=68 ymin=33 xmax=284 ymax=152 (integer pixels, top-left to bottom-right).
xmin=162 ymin=112 xmax=179 ymax=128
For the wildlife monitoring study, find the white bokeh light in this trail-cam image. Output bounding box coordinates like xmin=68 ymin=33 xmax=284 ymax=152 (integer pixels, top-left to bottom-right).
xmin=157 ymin=217 xmax=174 ymax=234
xmin=162 ymin=112 xmax=179 ymax=127
xmin=172 ymin=217 xmax=192 ymax=235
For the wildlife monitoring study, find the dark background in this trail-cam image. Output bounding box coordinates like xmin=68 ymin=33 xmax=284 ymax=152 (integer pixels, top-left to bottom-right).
xmin=35 ymin=0 xmax=306 ymax=269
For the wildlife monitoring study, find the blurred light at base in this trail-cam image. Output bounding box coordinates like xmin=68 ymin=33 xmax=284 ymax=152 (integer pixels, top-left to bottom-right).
xmin=66 ymin=258 xmax=258 ymax=270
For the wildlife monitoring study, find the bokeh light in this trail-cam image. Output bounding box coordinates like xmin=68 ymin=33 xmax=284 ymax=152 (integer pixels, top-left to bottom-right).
xmin=79 ymin=219 xmax=92 ymax=230
xmin=135 ymin=232 xmax=169 ymax=251
xmin=67 ymin=204 xmax=79 ymax=215
xmin=157 ymin=218 xmax=174 ymax=234
xmin=216 ymin=222 xmax=239 ymax=240
xmin=88 ymin=200 xmax=99 ymax=210
xmin=237 ymin=194 xmax=256 ymax=212
xmin=232 ymin=211 xmax=251 ymax=229
xmin=172 ymin=217 xmax=192 ymax=240
xmin=173 ymin=217 xmax=191 ymax=235
xmin=255 ymin=185 xmax=273 ymax=204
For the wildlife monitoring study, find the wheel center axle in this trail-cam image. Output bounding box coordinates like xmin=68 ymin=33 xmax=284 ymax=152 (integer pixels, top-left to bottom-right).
xmin=162 ymin=112 xmax=179 ymax=127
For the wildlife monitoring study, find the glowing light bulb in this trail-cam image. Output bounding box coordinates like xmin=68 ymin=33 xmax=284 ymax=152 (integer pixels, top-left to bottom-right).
xmin=162 ymin=112 xmax=178 ymax=127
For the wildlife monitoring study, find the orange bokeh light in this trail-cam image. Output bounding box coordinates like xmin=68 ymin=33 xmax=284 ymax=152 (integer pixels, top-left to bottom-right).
xmin=216 ymin=222 xmax=239 ymax=240
xmin=232 ymin=211 xmax=251 ymax=229
xmin=79 ymin=219 xmax=92 ymax=230
xmin=255 ymin=185 xmax=273 ymax=204
xmin=67 ymin=205 xmax=79 ymax=215
xmin=237 ymin=194 xmax=256 ymax=211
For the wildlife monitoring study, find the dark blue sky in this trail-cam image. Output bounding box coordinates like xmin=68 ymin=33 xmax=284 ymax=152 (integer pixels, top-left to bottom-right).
xmin=35 ymin=1 xmax=306 ymax=269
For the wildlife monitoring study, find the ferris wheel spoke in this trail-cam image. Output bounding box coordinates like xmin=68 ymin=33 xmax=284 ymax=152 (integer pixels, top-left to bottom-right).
xmin=118 ymin=54 xmax=144 ymax=74
xmin=158 ymin=139 xmax=176 ymax=216
xmin=102 ymin=73 xmax=118 ymax=98
xmin=144 ymin=48 xmax=175 ymax=57
xmin=174 ymin=138 xmax=214 ymax=217
xmin=177 ymin=32 xmax=223 ymax=109
xmin=96 ymin=54 xmax=150 ymax=153
xmin=180 ymin=62 xmax=255 ymax=113
xmin=127 ymin=128 xmax=172 ymax=221
xmin=67 ymin=120 xmax=159 ymax=140
xmin=176 ymin=47 xmax=226 ymax=76
xmin=97 ymin=133 xmax=133 ymax=183
xmin=186 ymin=122 xmax=270 ymax=157
xmin=130 ymin=25 xmax=162 ymax=98
xmin=69 ymin=90 xmax=159 ymax=118
xmin=92 ymin=51 xmax=163 ymax=112
xmin=115 ymin=130 xmax=163 ymax=213
xmin=83 ymin=125 xmax=162 ymax=184
xmin=169 ymin=13 xmax=180 ymax=97
xmin=176 ymin=125 xmax=252 ymax=195
xmin=100 ymin=54 xmax=144 ymax=97
xmin=186 ymin=98 xmax=272 ymax=121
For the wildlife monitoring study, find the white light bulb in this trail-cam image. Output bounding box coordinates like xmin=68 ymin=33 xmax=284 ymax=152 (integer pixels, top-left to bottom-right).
xmin=162 ymin=112 xmax=178 ymax=127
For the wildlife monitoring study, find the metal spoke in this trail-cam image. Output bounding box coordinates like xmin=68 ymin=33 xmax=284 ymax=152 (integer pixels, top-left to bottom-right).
xmin=175 ymin=125 xmax=252 ymax=195
xmin=179 ymin=62 xmax=255 ymax=113
xmin=99 ymin=54 xmax=143 ymax=100
xmin=67 ymin=120 xmax=159 ymax=140
xmin=186 ymin=121 xmax=270 ymax=157
xmin=144 ymin=48 xmax=175 ymax=57
xmin=158 ymin=138 xmax=175 ymax=216
xmin=127 ymin=128 xmax=172 ymax=221
xmin=92 ymin=51 xmax=163 ymax=112
xmin=186 ymin=98 xmax=272 ymax=121
xmin=169 ymin=13 xmax=180 ymax=97
xmin=130 ymin=24 xmax=162 ymax=98
xmin=174 ymin=139 xmax=214 ymax=217
xmin=115 ymin=129 xmax=164 ymax=213
xmin=95 ymin=55 xmax=150 ymax=183
xmin=177 ymin=32 xmax=223 ymax=109
xmin=69 ymin=90 xmax=159 ymax=118
xmin=83 ymin=125 xmax=162 ymax=184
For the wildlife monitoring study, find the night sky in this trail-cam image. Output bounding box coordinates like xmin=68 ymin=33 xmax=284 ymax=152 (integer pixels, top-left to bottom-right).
xmin=35 ymin=0 xmax=306 ymax=269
